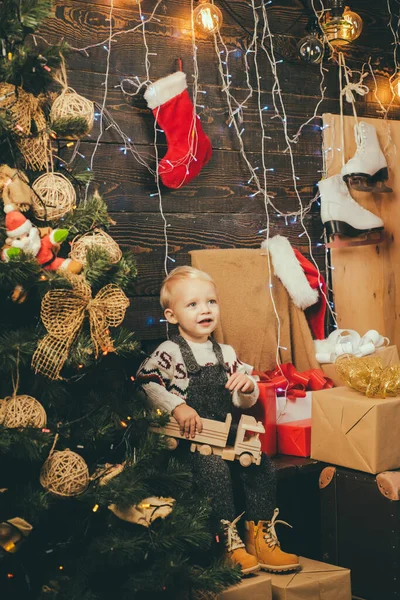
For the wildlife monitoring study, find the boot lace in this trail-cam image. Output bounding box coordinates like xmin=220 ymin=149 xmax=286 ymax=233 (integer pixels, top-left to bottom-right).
xmin=262 ymin=508 xmax=293 ymax=549
xmin=221 ymin=512 xmax=245 ymax=552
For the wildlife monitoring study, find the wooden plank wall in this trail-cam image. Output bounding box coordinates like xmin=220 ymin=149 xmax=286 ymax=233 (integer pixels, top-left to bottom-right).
xmin=37 ymin=0 xmax=399 ymax=350
xmin=323 ymin=113 xmax=400 ymax=348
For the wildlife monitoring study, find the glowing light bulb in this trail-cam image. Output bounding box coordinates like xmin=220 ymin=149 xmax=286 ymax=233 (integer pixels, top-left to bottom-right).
xmin=322 ymin=2 xmax=362 ymax=45
xmin=193 ymin=1 xmax=223 ymax=35
xmin=322 ymin=14 xmax=353 ymax=45
xmin=343 ymin=6 xmax=363 ymax=40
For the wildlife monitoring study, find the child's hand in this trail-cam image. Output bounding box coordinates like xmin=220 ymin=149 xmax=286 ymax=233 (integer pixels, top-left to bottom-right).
xmin=172 ymin=404 xmax=203 ymax=439
xmin=225 ymin=373 xmax=255 ymax=394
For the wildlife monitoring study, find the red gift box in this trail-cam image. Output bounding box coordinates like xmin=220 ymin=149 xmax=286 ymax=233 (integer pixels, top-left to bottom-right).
xmin=277 ymin=418 xmax=311 ymax=457
xmin=241 ymin=382 xmax=277 ymax=456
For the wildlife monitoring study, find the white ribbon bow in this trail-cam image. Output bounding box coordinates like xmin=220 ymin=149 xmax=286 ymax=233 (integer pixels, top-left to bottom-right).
xmin=341 ymin=72 xmax=369 ymax=103
xmin=315 ymin=329 xmax=389 ymax=364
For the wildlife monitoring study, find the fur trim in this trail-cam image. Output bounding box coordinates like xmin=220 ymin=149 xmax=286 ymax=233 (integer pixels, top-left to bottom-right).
xmin=261 ymin=235 xmax=319 ymax=309
xmin=7 ymin=218 xmax=32 ymax=238
xmin=4 ymin=203 xmax=16 ymax=214
xmin=144 ymin=72 xmax=187 ymax=109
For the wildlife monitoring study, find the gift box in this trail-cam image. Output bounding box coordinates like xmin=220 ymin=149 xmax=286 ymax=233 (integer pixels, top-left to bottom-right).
xmin=277 ymin=419 xmax=311 ymax=457
xmin=270 ymin=557 xmax=351 ymax=600
xmin=276 ymin=392 xmax=312 ymax=457
xmin=320 ymin=345 xmax=399 ymax=387
xmin=311 ymin=386 xmax=400 ymax=474
xmin=217 ymin=572 xmax=272 ymax=599
xmin=242 ymin=382 xmax=277 ymax=456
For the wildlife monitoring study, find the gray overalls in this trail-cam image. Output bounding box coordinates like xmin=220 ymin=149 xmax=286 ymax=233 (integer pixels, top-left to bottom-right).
xmin=172 ymin=335 xmax=276 ymax=525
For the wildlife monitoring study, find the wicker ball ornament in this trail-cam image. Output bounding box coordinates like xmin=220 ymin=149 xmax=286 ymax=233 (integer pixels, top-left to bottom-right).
xmin=40 ymin=449 xmax=89 ymax=497
xmin=50 ymin=88 xmax=94 ymax=139
xmin=1 ymin=395 xmax=47 ymax=428
xmin=70 ymin=229 xmax=122 ymax=265
xmin=32 ymin=172 xmax=76 ymax=221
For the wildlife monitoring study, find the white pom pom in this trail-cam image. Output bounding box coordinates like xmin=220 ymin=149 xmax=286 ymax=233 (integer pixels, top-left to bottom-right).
xmin=4 ymin=203 xmax=16 ymax=214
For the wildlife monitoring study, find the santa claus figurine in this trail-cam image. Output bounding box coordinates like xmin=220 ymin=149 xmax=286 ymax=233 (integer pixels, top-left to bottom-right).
xmin=1 ymin=205 xmax=82 ymax=273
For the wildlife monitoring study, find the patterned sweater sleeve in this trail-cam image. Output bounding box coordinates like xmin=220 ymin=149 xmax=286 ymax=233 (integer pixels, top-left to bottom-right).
xmin=222 ymin=345 xmax=259 ymax=409
xmin=136 ymin=341 xmax=188 ymax=414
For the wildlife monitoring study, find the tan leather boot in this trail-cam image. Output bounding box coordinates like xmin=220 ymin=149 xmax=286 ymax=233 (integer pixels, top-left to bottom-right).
xmin=244 ymin=508 xmax=300 ymax=572
xmin=221 ymin=514 xmax=260 ymax=575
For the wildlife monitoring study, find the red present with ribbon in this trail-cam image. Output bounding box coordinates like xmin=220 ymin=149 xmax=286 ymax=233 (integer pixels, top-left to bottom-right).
xmin=254 ymin=363 xmax=333 ymax=401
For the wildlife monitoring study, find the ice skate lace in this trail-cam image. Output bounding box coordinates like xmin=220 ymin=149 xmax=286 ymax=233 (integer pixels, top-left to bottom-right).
xmin=354 ymin=123 xmax=367 ymax=155
xmin=221 ymin=512 xmax=245 ymax=552
xmin=262 ymin=508 xmax=293 ymax=549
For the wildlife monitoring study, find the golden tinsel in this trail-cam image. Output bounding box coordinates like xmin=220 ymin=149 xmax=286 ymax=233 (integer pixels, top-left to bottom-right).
xmin=1 ymin=395 xmax=47 ymax=428
xmin=31 ymin=172 xmax=76 ymax=221
xmin=50 ymin=88 xmax=94 ymax=138
xmin=70 ymin=229 xmax=122 ymax=265
xmin=335 ymin=355 xmax=400 ymax=398
xmin=40 ymin=449 xmax=89 ymax=497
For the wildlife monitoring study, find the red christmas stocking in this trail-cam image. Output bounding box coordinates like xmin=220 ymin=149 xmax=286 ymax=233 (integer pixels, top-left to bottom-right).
xmin=144 ymin=72 xmax=212 ymax=189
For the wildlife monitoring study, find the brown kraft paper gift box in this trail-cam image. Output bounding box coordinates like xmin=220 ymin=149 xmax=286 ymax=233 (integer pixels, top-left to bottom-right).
xmin=320 ymin=345 xmax=399 ymax=387
xmin=217 ymin=572 xmax=272 ymax=599
xmin=270 ymin=557 xmax=351 ymax=600
xmin=311 ymin=386 xmax=400 ymax=474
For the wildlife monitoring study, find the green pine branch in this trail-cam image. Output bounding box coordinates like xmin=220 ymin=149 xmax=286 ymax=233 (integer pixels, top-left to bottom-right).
xmin=60 ymin=193 xmax=112 ymax=236
xmin=19 ymin=0 xmax=53 ymax=32
xmin=0 ymin=426 xmax=52 ymax=461
xmin=51 ymin=117 xmax=92 ymax=139
xmin=84 ymin=248 xmax=137 ymax=295
xmin=0 ymin=327 xmax=39 ymax=370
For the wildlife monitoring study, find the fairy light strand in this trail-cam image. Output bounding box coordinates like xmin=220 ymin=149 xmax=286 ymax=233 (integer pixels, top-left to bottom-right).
xmin=84 ymin=0 xmax=114 ymax=203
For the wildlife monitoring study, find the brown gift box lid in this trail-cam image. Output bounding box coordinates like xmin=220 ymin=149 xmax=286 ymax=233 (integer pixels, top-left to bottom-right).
xmin=217 ymin=572 xmax=272 ymax=599
xmin=270 ymin=557 xmax=351 ymax=600
xmin=320 ymin=345 xmax=399 ymax=387
xmin=311 ymin=386 xmax=400 ymax=474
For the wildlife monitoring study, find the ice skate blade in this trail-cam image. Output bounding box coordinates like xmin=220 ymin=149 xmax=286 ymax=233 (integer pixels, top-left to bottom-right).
xmin=326 ymin=223 xmax=385 ymax=248
xmin=343 ymin=168 xmax=392 ymax=193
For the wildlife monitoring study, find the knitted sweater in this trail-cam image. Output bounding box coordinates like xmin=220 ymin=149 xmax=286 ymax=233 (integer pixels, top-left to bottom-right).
xmin=136 ymin=338 xmax=259 ymax=414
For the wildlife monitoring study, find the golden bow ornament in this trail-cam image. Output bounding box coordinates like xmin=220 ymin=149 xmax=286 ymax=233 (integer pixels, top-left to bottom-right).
xmin=32 ymin=275 xmax=130 ymax=380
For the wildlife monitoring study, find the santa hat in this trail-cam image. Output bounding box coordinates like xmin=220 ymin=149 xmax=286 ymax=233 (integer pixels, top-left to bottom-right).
xmin=4 ymin=204 xmax=32 ymax=238
xmin=261 ymin=235 xmax=327 ymax=340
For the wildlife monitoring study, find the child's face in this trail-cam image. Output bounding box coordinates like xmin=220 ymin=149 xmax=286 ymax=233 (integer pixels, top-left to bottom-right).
xmin=164 ymin=278 xmax=219 ymax=343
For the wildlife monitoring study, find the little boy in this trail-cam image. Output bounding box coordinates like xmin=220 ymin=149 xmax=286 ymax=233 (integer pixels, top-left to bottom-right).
xmin=136 ymin=266 xmax=300 ymax=574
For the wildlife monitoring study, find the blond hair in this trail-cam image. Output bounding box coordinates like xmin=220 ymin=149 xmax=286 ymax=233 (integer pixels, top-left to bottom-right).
xmin=160 ymin=266 xmax=215 ymax=309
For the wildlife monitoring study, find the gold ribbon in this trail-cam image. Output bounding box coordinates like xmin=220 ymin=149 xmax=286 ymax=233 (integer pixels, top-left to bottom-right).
xmin=335 ymin=355 xmax=400 ymax=398
xmin=32 ymin=275 xmax=129 ymax=380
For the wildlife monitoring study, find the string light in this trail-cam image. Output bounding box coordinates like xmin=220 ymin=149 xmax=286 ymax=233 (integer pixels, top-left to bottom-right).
xmin=193 ymin=1 xmax=223 ymax=35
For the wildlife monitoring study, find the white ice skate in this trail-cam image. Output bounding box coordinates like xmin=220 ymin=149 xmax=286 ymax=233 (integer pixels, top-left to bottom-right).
xmin=319 ymin=174 xmax=384 ymax=246
xmin=341 ymin=121 xmax=392 ymax=193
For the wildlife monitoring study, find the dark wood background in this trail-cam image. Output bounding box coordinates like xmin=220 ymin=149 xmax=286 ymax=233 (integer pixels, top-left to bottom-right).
xmin=38 ymin=0 xmax=400 ymax=350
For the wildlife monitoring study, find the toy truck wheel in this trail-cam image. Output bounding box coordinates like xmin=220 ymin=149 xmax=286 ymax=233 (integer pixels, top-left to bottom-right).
xmin=199 ymin=444 xmax=212 ymax=456
xmin=239 ymin=453 xmax=253 ymax=467
xmin=165 ymin=437 xmax=179 ymax=450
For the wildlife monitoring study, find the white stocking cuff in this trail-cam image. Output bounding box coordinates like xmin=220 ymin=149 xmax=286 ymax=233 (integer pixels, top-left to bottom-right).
xmin=144 ymin=72 xmax=187 ymax=109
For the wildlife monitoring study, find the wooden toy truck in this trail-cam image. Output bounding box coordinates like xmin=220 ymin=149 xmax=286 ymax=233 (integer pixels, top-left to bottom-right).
xmin=150 ymin=413 xmax=265 ymax=467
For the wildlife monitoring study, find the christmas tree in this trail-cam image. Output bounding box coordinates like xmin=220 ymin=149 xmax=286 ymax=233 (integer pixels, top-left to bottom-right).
xmin=0 ymin=1 xmax=240 ymax=598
